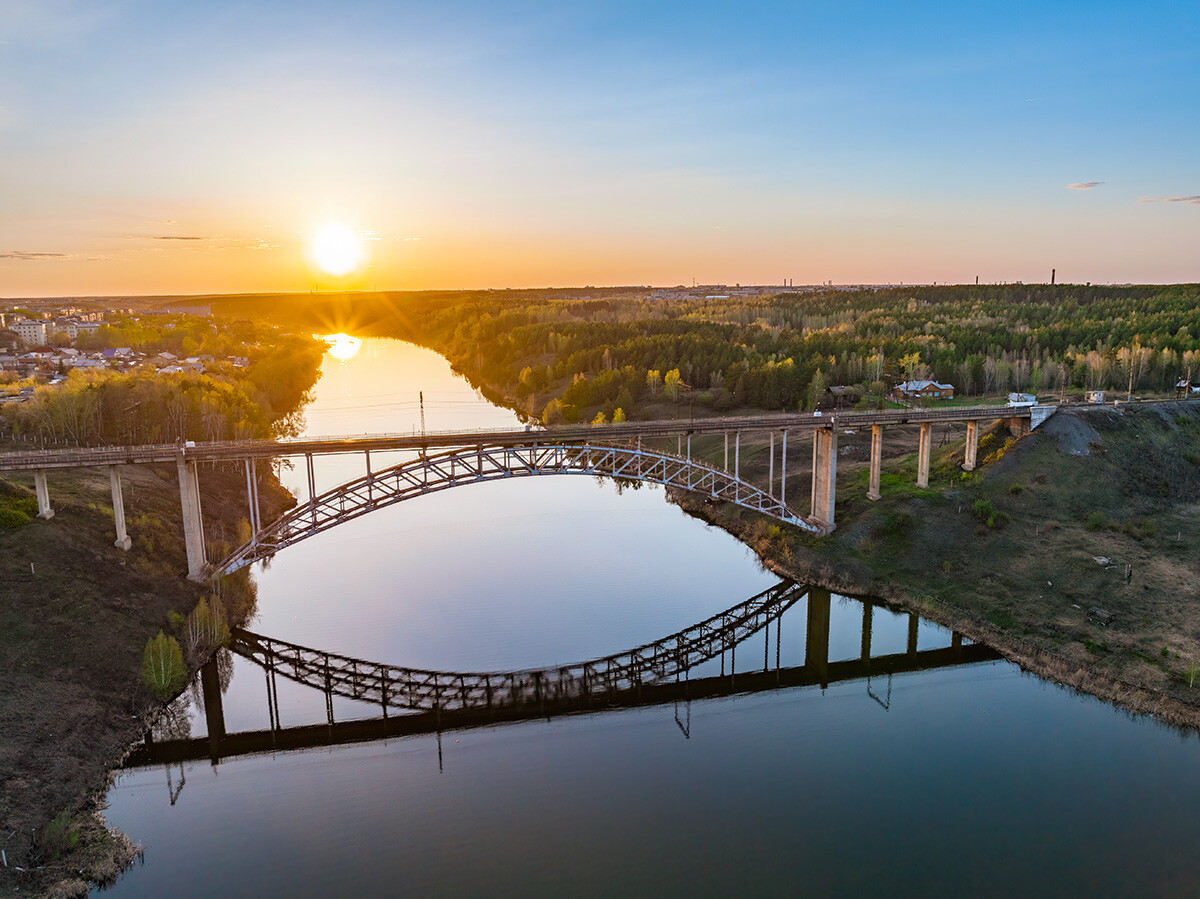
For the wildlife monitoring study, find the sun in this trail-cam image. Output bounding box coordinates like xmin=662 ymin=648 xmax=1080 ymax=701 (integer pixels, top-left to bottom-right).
xmin=309 ymin=223 xmax=365 ymax=277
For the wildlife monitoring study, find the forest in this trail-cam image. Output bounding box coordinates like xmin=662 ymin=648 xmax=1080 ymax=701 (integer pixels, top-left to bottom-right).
xmin=249 ymin=283 xmax=1200 ymax=424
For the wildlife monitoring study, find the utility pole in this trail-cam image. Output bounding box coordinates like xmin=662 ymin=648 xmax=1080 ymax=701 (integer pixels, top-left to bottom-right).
xmin=419 ymin=391 xmax=426 ymax=435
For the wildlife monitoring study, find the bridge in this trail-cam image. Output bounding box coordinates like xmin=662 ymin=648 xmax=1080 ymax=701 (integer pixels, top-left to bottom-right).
xmin=0 ymin=404 xmax=1051 ymax=579
xmin=125 ymin=584 xmax=1002 ymax=768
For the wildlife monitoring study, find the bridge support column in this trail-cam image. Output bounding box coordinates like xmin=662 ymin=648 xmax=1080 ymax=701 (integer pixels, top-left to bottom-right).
xmin=867 ymin=424 xmax=883 ymax=500
xmin=861 ymin=603 xmax=873 ymax=661
xmin=244 ymin=459 xmax=261 ymax=539
xmin=917 ymin=422 xmax=931 ymax=488
xmin=768 ymin=431 xmax=775 ymax=497
xmin=963 ymin=420 xmax=979 ymax=471
xmin=724 ymin=432 xmax=728 ymax=471
xmin=734 ymin=432 xmax=740 ymax=480
xmin=806 ymin=588 xmax=831 ymax=689
xmin=810 ymin=427 xmax=837 ymax=530
xmin=176 ymin=453 xmax=207 ymax=581
xmin=1006 ymin=416 xmax=1029 ymax=438
xmin=780 ymin=430 xmax=787 ymax=505
xmin=907 ymin=613 xmax=919 ymax=656
xmin=33 ymin=470 xmax=53 ymax=519
xmin=109 ymin=466 xmax=131 ymax=551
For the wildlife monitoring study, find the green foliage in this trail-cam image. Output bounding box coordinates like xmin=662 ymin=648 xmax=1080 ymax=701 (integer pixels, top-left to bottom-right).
xmin=40 ymin=811 xmax=80 ymax=860
xmin=1162 ymin=646 xmax=1170 ymax=658
xmin=1185 ymin=663 xmax=1200 ymax=688
xmin=141 ymin=631 xmax=186 ymax=699
xmin=972 ymin=499 xmax=997 ymax=521
xmin=970 ymin=498 xmax=1009 ymax=529
xmin=1086 ymin=511 xmax=1107 ymax=531
xmin=0 ymin=506 xmax=31 ymax=529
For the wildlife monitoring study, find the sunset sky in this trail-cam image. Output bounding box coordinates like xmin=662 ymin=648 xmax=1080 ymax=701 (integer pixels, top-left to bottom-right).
xmin=3 ymin=0 xmax=1197 ymax=297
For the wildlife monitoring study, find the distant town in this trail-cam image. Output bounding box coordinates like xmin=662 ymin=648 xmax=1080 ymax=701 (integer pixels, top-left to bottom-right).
xmin=0 ymin=303 xmax=246 ymax=405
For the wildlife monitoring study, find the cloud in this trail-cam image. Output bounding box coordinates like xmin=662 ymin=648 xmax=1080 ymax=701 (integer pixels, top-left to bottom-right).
xmin=1066 ymin=182 xmax=1104 ymax=191
xmin=1138 ymin=195 xmax=1200 ymax=205
xmin=128 ymin=235 xmax=279 ymax=248
xmin=0 ymin=251 xmax=66 ymax=260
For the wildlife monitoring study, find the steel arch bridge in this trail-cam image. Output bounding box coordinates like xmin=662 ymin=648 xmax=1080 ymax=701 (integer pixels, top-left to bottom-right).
xmin=215 ymin=440 xmax=820 ymax=575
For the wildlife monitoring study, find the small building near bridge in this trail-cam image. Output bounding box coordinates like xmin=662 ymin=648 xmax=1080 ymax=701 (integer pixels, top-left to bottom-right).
xmin=892 ymin=380 xmax=954 ymax=401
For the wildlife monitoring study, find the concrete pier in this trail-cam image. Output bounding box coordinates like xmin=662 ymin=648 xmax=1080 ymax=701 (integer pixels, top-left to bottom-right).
xmin=963 ymin=420 xmax=979 ymax=471
xmin=867 ymin=424 xmax=883 ymax=500
xmin=916 ymin=422 xmax=932 ymax=488
xmin=109 ymin=466 xmax=132 ymax=551
xmin=780 ymin=430 xmax=787 ymax=505
xmin=810 ymin=427 xmax=837 ymax=530
xmin=768 ymin=431 xmax=775 ymax=496
xmin=33 ymin=470 xmax=53 ymax=519
xmin=177 ymin=454 xmax=207 ymax=581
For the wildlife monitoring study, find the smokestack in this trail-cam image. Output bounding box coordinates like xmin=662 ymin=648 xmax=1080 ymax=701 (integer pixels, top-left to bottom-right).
xmin=1051 ymin=268 xmax=1056 ymax=285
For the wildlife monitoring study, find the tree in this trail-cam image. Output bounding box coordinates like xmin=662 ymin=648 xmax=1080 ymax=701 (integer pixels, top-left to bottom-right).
xmin=646 ymin=369 xmax=661 ymax=396
xmin=142 ymin=632 xmax=186 ymax=699
xmin=663 ymin=369 xmax=682 ymax=402
xmin=806 ymin=369 xmax=826 ymax=411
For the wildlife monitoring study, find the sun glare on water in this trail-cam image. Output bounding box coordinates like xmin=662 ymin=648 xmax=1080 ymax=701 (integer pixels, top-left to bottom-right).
xmin=310 ymin=223 xmax=365 ymax=277
xmin=321 ymin=333 xmax=363 ymax=361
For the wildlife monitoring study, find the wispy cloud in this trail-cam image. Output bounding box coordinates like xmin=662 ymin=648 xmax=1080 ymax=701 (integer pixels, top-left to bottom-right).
xmin=0 ymin=251 xmax=67 ymax=261
xmin=128 ymin=235 xmax=279 ymax=249
xmin=1066 ymin=182 xmax=1104 ymax=191
xmin=1138 ymin=195 xmax=1200 ymax=205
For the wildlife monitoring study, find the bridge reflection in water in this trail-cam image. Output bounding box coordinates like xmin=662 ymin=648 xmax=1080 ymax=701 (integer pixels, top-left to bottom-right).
xmin=126 ymin=585 xmax=1000 ymax=769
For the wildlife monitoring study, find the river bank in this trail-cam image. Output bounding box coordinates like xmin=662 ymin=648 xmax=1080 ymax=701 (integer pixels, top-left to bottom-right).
xmin=0 ymin=461 xmax=292 ymax=897
xmin=670 ymin=401 xmax=1200 ymax=730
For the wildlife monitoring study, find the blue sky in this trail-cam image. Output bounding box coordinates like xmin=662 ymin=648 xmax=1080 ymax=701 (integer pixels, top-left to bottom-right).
xmin=2 ymin=0 xmax=1197 ymax=295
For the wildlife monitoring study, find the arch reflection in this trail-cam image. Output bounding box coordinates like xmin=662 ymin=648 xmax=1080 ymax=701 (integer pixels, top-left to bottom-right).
xmin=126 ymin=584 xmax=1000 ymax=769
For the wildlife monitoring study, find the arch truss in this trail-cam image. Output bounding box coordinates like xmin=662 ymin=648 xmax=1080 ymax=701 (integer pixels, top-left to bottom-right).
xmin=216 ymin=441 xmax=820 ymax=574
xmin=231 ymin=580 xmax=807 ymax=713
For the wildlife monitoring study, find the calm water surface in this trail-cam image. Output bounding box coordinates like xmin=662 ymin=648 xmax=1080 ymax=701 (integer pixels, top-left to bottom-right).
xmin=101 ymin=338 xmax=1200 ymax=896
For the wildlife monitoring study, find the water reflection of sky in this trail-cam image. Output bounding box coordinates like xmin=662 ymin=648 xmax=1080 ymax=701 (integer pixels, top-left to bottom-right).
xmin=103 ymin=337 xmax=1200 ymax=898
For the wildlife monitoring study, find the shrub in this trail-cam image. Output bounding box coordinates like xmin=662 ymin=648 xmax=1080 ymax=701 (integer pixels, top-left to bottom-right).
xmin=0 ymin=507 xmax=31 ymax=529
xmin=972 ymin=499 xmax=997 ymax=521
xmin=1085 ymin=511 xmax=1106 ymax=531
xmin=40 ymin=811 xmax=80 ymax=860
xmin=1009 ymin=484 xmax=1023 ymax=495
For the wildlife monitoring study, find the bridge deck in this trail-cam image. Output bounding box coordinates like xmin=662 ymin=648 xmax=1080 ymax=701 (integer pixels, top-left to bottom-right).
xmin=0 ymin=404 xmax=1036 ymax=471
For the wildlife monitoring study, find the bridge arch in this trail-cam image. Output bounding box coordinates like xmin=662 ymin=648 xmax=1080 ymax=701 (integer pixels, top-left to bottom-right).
xmin=214 ymin=441 xmax=819 ymax=575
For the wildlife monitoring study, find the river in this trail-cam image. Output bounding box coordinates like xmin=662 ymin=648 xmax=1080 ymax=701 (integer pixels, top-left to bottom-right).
xmin=100 ymin=337 xmax=1200 ymax=896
